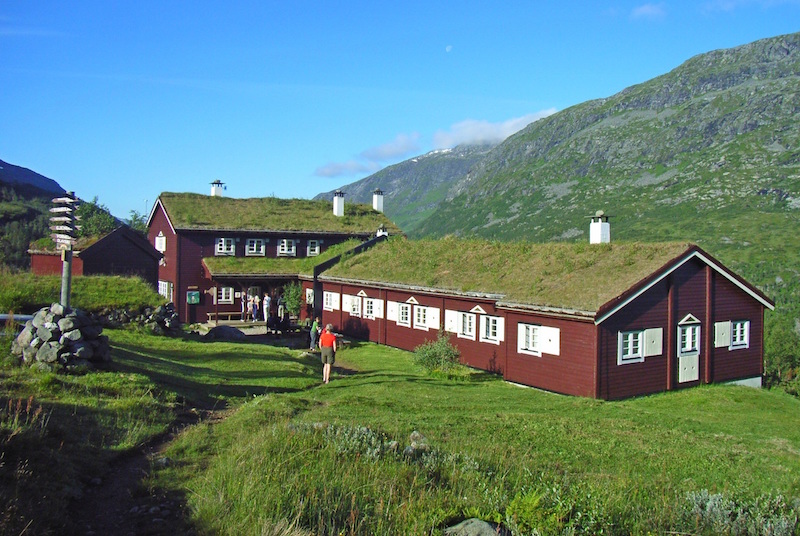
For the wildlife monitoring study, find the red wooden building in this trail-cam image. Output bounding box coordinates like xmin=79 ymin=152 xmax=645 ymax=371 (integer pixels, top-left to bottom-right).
xmin=145 ymin=185 xmax=398 ymax=324
xmin=29 ymin=225 xmax=161 ymax=288
xmin=311 ymin=237 xmax=773 ymax=400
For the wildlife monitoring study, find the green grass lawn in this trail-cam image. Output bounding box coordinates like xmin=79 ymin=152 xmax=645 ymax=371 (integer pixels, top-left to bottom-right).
xmin=3 ymin=329 xmax=800 ymax=535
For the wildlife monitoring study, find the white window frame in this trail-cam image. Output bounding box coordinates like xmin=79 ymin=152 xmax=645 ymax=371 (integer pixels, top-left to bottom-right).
xmin=245 ymin=238 xmax=265 ymax=256
xmin=398 ymin=303 xmax=411 ymax=327
xmin=458 ymin=312 xmax=476 ymax=340
xmin=479 ymin=315 xmax=503 ymax=345
xmin=307 ymin=239 xmax=321 ymax=257
xmin=278 ymin=238 xmax=296 ymax=257
xmin=218 ymin=286 xmax=234 ymax=305
xmin=157 ymin=280 xmax=173 ymax=302
xmin=731 ymin=320 xmax=750 ymax=350
xmin=154 ymin=232 xmax=167 ymax=253
xmin=323 ymin=291 xmax=340 ymax=312
xmin=518 ymin=323 xmax=541 ymax=356
xmin=678 ymin=323 xmax=701 ymax=358
xmin=413 ymin=305 xmax=428 ymax=331
xmin=350 ymin=296 xmax=361 ymax=318
xmin=215 ymin=237 xmax=235 ymax=256
xmin=618 ymin=330 xmax=644 ymax=364
xmin=364 ymin=298 xmax=374 ymax=319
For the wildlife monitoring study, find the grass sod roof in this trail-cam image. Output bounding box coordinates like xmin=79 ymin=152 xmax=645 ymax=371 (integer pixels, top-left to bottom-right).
xmin=203 ymin=238 xmax=364 ymax=277
xmin=321 ymin=237 xmax=696 ymax=313
xmin=157 ymin=193 xmax=401 ymax=235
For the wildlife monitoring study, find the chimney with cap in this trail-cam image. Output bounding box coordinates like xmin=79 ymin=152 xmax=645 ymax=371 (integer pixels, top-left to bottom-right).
xmin=333 ymin=190 xmax=345 ymax=217
xmin=210 ymin=180 xmax=225 ymax=197
xmin=589 ymin=210 xmax=610 ymax=244
xmin=372 ymin=188 xmax=384 ymax=213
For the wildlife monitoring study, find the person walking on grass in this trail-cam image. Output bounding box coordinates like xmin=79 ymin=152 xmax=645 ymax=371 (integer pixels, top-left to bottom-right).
xmin=309 ymin=316 xmax=321 ymax=351
xmin=319 ymin=323 xmax=337 ymax=384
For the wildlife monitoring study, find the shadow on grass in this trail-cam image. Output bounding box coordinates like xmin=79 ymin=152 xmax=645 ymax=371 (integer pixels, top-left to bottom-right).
xmin=107 ymin=345 xmax=313 ymax=409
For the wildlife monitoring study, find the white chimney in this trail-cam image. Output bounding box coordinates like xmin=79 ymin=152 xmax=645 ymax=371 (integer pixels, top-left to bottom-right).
xmin=210 ymin=180 xmax=225 ymax=197
xmin=372 ymin=188 xmax=384 ymax=212
xmin=590 ymin=210 xmax=610 ymax=244
xmin=333 ymin=190 xmax=345 ymax=217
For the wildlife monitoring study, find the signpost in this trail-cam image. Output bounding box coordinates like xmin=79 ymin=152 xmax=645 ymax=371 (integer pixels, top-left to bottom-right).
xmin=49 ymin=192 xmax=80 ymax=308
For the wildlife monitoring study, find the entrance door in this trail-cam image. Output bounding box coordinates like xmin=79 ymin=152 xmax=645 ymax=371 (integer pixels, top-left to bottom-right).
xmin=677 ymin=315 xmax=701 ymax=383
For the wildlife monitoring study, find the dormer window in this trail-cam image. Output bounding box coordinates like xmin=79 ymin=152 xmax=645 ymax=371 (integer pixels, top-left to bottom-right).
xmin=307 ymin=239 xmax=321 ymax=257
xmin=215 ymin=237 xmax=235 ymax=256
xmin=278 ymin=239 xmax=296 ymax=257
xmin=246 ymin=238 xmax=265 ymax=256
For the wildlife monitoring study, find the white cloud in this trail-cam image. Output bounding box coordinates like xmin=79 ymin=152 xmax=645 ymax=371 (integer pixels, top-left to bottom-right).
xmin=314 ymin=159 xmax=380 ymax=178
xmin=360 ymin=132 xmax=421 ymax=161
xmin=432 ymin=110 xmax=556 ymax=149
xmin=630 ymin=3 xmax=667 ymax=19
xmin=445 ymin=45 xmax=453 ymax=53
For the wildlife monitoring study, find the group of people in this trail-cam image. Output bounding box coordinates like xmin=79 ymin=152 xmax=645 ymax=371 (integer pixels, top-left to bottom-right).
xmin=241 ymin=291 xmax=286 ymax=324
xmin=309 ymin=317 xmax=336 ymax=384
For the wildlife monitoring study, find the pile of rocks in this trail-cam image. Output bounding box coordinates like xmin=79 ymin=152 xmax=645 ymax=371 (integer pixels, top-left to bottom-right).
xmin=96 ymin=303 xmax=181 ymax=335
xmin=11 ymin=303 xmax=111 ymax=373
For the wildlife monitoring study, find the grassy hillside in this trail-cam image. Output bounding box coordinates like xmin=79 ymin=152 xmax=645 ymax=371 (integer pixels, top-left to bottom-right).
xmin=3 ymin=329 xmax=798 ymax=534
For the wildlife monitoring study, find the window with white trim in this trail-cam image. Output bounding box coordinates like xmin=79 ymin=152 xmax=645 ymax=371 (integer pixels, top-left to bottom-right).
xmin=518 ymin=323 xmax=541 ymax=356
xmin=350 ymin=296 xmax=361 ymax=317
xmin=278 ymin=239 xmax=296 ymax=257
xmin=618 ymin=330 xmax=644 ymax=364
xmin=678 ymin=323 xmax=700 ymax=357
xmin=414 ymin=306 xmax=428 ymax=330
xmin=307 ymin=240 xmax=320 ymax=257
xmin=154 ymin=232 xmax=167 ymax=253
xmin=218 ymin=286 xmax=234 ymax=304
xmin=731 ymin=320 xmax=750 ymax=349
xmin=323 ymin=291 xmax=340 ymax=311
xmin=458 ymin=312 xmax=476 ymax=340
xmin=364 ymin=298 xmax=374 ymax=319
xmin=215 ymin=237 xmax=235 ymax=256
xmin=245 ymin=238 xmax=265 ymax=256
xmin=479 ymin=315 xmax=503 ymax=344
xmin=157 ymin=280 xmax=173 ymax=302
xmin=398 ymin=303 xmax=411 ymax=327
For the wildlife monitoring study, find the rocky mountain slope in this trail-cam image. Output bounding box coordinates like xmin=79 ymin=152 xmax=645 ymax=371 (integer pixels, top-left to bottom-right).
xmin=314 ymin=144 xmax=495 ymax=234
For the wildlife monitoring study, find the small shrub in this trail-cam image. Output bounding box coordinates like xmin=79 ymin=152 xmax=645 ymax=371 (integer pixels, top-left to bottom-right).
xmin=413 ymin=331 xmax=461 ymax=373
xmin=683 ymin=489 xmax=800 ymax=536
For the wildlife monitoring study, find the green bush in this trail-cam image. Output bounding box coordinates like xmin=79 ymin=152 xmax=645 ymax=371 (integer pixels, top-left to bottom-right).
xmin=413 ymin=331 xmax=461 ymax=373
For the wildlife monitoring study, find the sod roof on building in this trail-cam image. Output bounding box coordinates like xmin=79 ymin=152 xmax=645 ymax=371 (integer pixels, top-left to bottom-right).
xmin=203 ymin=239 xmax=362 ymax=277
xmin=321 ymin=237 xmax=696 ymax=313
xmin=157 ymin=193 xmax=401 ymax=235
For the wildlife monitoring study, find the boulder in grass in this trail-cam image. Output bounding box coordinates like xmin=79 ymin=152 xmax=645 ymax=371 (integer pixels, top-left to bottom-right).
xmin=444 ymin=518 xmax=510 ymax=536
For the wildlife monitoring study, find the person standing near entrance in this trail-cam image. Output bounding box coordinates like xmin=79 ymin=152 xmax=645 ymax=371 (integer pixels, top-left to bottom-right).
xmin=263 ymin=292 xmax=271 ymax=323
xmin=309 ymin=317 xmax=321 ymax=350
xmin=319 ymin=324 xmax=337 ymax=384
xmin=251 ymin=294 xmax=261 ymax=322
xmin=240 ymin=292 xmax=247 ymax=322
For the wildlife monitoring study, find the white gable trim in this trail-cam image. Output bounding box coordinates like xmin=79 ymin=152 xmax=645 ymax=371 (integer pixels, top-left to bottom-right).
xmin=595 ymin=250 xmax=774 ymax=326
xmin=406 ymin=297 xmax=419 ymax=304
xmin=470 ymin=305 xmax=487 ymax=314
xmin=678 ymin=313 xmax=700 ymax=325
xmin=146 ymin=198 xmax=176 ymax=235
xmin=357 ymin=290 xmax=368 ymax=297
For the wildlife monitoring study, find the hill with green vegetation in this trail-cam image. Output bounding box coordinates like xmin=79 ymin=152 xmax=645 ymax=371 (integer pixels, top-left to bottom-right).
xmin=314 ymin=144 xmax=495 ymax=234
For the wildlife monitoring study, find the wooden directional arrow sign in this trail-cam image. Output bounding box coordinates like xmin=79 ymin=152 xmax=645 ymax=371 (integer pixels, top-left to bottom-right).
xmin=51 ymin=195 xmax=78 ymax=204
xmin=49 ymin=206 xmax=74 ymax=213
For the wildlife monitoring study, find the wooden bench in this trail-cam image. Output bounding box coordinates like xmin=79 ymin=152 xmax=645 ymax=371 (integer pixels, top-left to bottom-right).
xmin=206 ymin=311 xmax=245 ymax=323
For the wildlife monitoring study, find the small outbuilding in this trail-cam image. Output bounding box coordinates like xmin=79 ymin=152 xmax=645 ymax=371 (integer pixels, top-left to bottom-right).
xmin=29 ymin=225 xmax=161 ymax=288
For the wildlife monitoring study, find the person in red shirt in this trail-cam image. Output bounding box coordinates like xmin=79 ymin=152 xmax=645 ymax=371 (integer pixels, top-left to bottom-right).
xmin=319 ymin=323 xmax=337 ymax=384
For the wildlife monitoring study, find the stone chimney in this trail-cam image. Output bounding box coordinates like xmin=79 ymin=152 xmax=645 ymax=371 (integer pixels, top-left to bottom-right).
xmin=210 ymin=180 xmax=225 ymax=197
xmin=372 ymin=188 xmax=384 ymax=213
xmin=589 ymin=210 xmax=610 ymax=244
xmin=333 ymin=190 xmax=345 ymax=217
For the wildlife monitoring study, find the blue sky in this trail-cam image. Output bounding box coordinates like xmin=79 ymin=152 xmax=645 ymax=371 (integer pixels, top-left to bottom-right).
xmin=1 ymin=1 xmax=798 ymax=218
